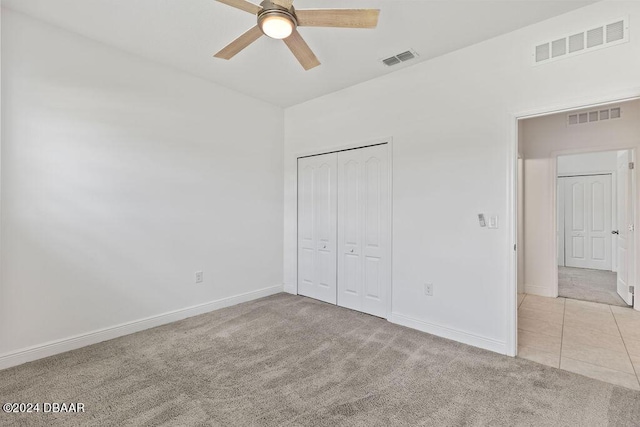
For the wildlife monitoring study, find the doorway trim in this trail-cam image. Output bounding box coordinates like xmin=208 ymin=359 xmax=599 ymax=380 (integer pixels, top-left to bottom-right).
xmin=294 ymin=136 xmax=394 ymax=320
xmin=507 ymin=89 xmax=640 ymax=357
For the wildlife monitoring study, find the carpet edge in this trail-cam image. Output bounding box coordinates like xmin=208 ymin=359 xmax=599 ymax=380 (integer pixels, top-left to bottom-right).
xmin=0 ymin=284 xmax=284 ymax=371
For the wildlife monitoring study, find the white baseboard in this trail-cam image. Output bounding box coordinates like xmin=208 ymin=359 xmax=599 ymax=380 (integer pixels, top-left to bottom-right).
xmin=524 ymin=283 xmax=556 ymax=298
xmin=389 ymin=313 xmax=508 ymax=355
xmin=0 ymin=284 xmax=283 ymax=371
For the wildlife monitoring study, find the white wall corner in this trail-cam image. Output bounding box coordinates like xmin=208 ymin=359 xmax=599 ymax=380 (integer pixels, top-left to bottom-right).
xmin=524 ymin=283 xmax=556 ymax=298
xmin=0 ymin=285 xmax=283 ymax=371
xmin=283 ymin=283 xmax=297 ymax=295
xmin=389 ymin=313 xmax=508 ymax=355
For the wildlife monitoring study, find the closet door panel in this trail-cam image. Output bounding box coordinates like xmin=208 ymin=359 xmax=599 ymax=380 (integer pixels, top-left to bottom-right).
xmin=337 ymin=151 xmax=363 ymax=310
xmin=297 ymin=153 xmax=337 ymax=304
xmin=338 ymin=144 xmax=389 ymax=317
xmin=297 ymin=161 xmax=316 ymax=298
xmin=315 ymin=161 xmax=336 ymax=293
xmin=361 ymin=145 xmax=389 ymax=317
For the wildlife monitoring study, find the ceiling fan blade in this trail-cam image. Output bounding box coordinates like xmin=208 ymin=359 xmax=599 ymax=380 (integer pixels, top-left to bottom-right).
xmin=296 ymin=9 xmax=380 ymax=28
xmin=216 ymin=0 xmax=262 ymax=15
xmin=271 ymin=0 xmax=294 ymax=9
xmin=283 ymin=29 xmax=320 ymax=70
xmin=214 ymin=26 xmax=263 ymax=59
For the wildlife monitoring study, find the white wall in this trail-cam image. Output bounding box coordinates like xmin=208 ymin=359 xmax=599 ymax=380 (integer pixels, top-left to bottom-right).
xmin=521 ymin=100 xmax=640 ymax=297
xmin=558 ymin=151 xmax=619 ymax=175
xmin=522 ymin=101 xmax=640 ymax=159
xmin=284 ymin=1 xmax=640 ymax=355
xmin=0 ymin=10 xmax=284 ymax=364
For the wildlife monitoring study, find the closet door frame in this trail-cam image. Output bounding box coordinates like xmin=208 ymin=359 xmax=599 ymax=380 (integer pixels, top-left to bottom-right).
xmin=295 ymin=137 xmax=393 ymax=319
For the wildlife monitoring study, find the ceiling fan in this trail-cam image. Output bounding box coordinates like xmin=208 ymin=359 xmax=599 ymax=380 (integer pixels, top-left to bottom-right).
xmin=214 ymin=0 xmax=380 ymax=70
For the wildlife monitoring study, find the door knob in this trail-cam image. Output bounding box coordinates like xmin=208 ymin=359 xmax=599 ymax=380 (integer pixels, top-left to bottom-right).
xmin=350 ymin=249 xmax=354 ymax=253
xmin=612 ymin=230 xmax=620 ymax=235
xmin=323 ymin=245 xmax=327 ymax=249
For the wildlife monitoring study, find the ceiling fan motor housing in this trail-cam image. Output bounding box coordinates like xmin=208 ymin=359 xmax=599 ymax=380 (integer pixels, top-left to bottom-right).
xmin=258 ymin=1 xmax=298 ymax=38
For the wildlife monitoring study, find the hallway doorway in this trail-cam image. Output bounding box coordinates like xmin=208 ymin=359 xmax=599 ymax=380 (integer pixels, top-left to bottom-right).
xmin=556 ymin=150 xmax=634 ymax=307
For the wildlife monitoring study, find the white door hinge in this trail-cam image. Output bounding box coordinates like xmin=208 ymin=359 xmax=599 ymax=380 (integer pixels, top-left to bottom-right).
xmin=630 ymin=286 xmax=635 ymax=295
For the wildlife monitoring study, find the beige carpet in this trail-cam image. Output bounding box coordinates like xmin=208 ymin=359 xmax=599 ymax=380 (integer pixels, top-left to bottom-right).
xmin=1 ymin=293 xmax=639 ymax=426
xmin=559 ymin=266 xmax=628 ymax=307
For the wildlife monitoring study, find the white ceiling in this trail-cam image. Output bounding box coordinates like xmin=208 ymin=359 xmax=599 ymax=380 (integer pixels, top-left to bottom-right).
xmin=4 ymin=0 xmax=597 ymax=107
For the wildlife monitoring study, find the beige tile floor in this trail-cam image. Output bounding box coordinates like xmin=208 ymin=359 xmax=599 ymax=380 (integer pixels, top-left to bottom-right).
xmin=517 ymin=293 xmax=640 ymax=390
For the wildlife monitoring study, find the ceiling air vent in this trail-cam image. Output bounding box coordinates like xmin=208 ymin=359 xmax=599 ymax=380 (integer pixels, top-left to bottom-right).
xmin=382 ymin=57 xmax=401 ymax=66
xmin=534 ymin=18 xmax=628 ymax=65
xmin=381 ymin=49 xmax=418 ymax=67
xmin=567 ymin=106 xmax=622 ymax=126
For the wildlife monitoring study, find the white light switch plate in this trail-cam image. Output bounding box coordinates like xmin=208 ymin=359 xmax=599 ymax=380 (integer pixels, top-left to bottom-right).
xmin=425 ymin=283 xmax=433 ymax=296
xmin=488 ymin=215 xmax=499 ymax=229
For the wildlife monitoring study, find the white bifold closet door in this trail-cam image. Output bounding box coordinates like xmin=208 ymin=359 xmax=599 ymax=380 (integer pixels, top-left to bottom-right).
xmin=337 ymin=145 xmax=390 ymax=317
xmin=564 ymin=174 xmax=612 ymax=271
xmin=297 ymin=153 xmax=338 ymax=304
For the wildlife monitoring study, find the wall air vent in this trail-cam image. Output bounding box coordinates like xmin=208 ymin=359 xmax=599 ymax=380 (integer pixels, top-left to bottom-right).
xmin=534 ymin=18 xmax=628 ymax=65
xmin=381 ymin=50 xmax=418 ymax=67
xmin=552 ymin=38 xmax=566 ymax=58
xmin=586 ymin=27 xmax=604 ymax=48
xmin=567 ymin=106 xmax=622 ymax=126
xmin=568 ymin=32 xmax=584 ymax=53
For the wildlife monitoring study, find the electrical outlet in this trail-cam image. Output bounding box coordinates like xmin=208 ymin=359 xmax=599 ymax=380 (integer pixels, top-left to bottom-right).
xmin=195 ymin=271 xmax=204 ymax=284
xmin=425 ymin=283 xmax=433 ymax=296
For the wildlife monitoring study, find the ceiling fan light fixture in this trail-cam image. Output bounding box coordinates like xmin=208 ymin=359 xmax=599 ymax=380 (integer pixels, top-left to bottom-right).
xmin=259 ymin=10 xmax=296 ymax=39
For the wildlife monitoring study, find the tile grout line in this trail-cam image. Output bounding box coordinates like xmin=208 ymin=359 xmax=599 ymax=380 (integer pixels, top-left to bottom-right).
xmin=558 ymin=297 xmax=566 ymax=368
xmin=610 ymin=303 xmax=640 ymax=387
xmin=518 ymin=294 xmax=524 ymax=309
xmin=521 ymin=294 xmax=639 ymax=388
xmin=517 ymin=295 xmax=564 ymax=367
xmin=561 ymin=355 xmax=640 ymax=391
xmin=563 ymin=301 xmax=624 ymax=338
xmin=518 ymin=299 xmax=565 ymax=339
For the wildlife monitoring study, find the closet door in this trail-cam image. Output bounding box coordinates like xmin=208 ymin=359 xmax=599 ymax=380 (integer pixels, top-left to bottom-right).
xmin=297 ymin=153 xmax=338 ymax=304
xmin=564 ymin=174 xmax=612 ymax=270
xmin=337 ymin=145 xmax=390 ymax=317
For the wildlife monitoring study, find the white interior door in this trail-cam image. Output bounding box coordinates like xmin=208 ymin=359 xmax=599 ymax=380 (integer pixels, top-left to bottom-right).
xmin=337 ymin=145 xmax=390 ymax=317
xmin=564 ymin=174 xmax=612 ymax=270
xmin=616 ymin=151 xmax=633 ymax=305
xmin=557 ymin=178 xmax=565 ymax=267
xmin=297 ymin=153 xmax=337 ymax=304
